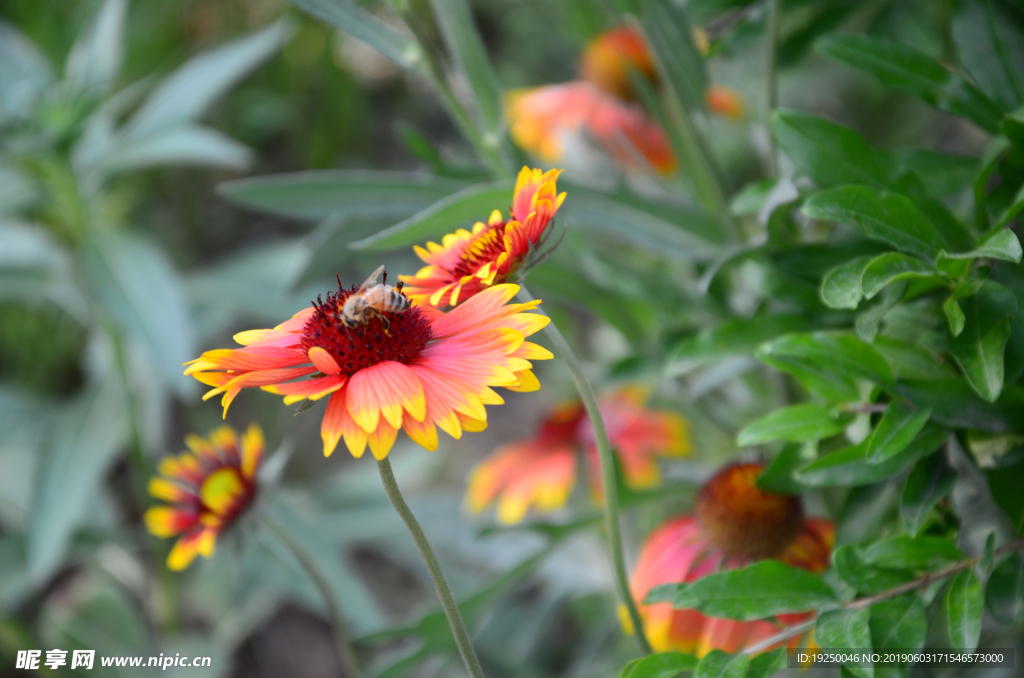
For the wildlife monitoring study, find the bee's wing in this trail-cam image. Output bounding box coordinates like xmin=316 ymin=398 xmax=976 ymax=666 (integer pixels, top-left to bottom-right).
xmin=358 ymin=265 xmax=385 ymax=291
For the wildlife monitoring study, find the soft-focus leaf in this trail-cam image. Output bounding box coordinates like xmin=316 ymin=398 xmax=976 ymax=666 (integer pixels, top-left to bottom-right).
xmin=892 ymin=149 xmax=978 ymax=199
xmin=81 ymin=232 xmax=194 ymax=396
xmin=953 ymin=0 xmax=1024 ymax=111
xmin=897 ymin=380 xmax=1024 ymax=432
xmin=817 ymin=34 xmax=1003 ymax=133
xmin=863 ymin=535 xmax=963 ymax=570
xmin=668 ymin=314 xmax=815 ymax=373
xmin=866 ymin=401 xmax=933 ymax=464
xmin=65 ymin=0 xmax=126 ymax=94
xmin=654 ymin=561 xmax=836 ymax=620
xmin=861 ymin=253 xmax=941 ymax=299
xmin=124 ymin=19 xmax=292 ymax=140
xmin=815 ymin=609 xmax=873 ymax=678
xmin=217 ymin=171 xmax=466 ymax=221
xmin=737 ymin=404 xmax=853 ymax=446
xmin=757 ymin=331 xmax=895 ymax=388
xmin=0 ymin=19 xmax=52 ymax=122
xmin=795 ymin=426 xmax=948 ymax=487
xmin=834 ymin=545 xmax=915 ymax=595
xmin=0 ymin=164 xmax=39 ymax=215
xmin=995 ymin=184 xmax=1024 ymax=229
xmin=640 ymin=0 xmax=707 ymax=111
xmin=945 ymin=570 xmax=983 ymax=652
xmin=821 ymin=256 xmax=872 ymax=309
xmin=289 ymin=0 xmax=419 ymax=68
xmin=943 ymin=229 xmax=1023 ymax=261
xmin=944 ymin=297 xmax=966 ymax=336
xmin=803 ymin=186 xmax=948 ymax=260
xmin=625 ymin=652 xmax=699 ymax=678
xmin=874 ymin=337 xmax=958 ymax=381
xmin=745 ymin=648 xmax=786 ymax=678
xmin=901 ymin=453 xmax=957 ymax=536
xmin=92 ymin=124 xmax=252 ymax=176
xmin=694 ymin=650 xmax=749 ymax=678
xmin=986 ymin=552 xmax=1024 ymax=624
xmin=757 ymin=445 xmax=811 ymax=494
xmin=948 ymin=281 xmax=1017 ymax=402
xmin=869 ymin=594 xmax=927 ymax=652
xmin=28 ymin=373 xmax=127 ymax=580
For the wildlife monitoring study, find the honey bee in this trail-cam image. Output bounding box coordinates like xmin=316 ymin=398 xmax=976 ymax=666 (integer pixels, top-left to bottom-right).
xmin=340 ymin=265 xmax=410 ymax=328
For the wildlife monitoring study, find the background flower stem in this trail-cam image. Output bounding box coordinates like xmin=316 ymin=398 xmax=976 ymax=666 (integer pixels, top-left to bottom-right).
xmin=516 ymin=284 xmax=654 ymax=655
xmin=375 ymin=457 xmax=488 ymax=678
xmin=261 ymin=515 xmax=364 ymax=678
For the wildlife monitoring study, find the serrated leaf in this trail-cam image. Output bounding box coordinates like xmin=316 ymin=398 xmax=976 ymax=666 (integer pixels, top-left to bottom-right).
xmin=866 ymin=401 xmax=933 ymax=464
xmin=901 ymin=453 xmax=957 ymax=536
xmin=695 ymin=650 xmax=749 ymax=678
xmin=948 ymin=281 xmax=1017 ymax=402
xmin=869 ymin=594 xmax=927 ymax=652
xmin=737 ymin=404 xmax=853 ymax=446
xmin=659 ymin=561 xmax=836 ymax=620
xmin=863 ymin=535 xmax=963 ymax=570
xmin=289 ymin=0 xmax=418 ymax=68
xmin=65 ymin=0 xmax=126 ymax=94
xmin=795 ymin=426 xmax=948 ymax=487
xmin=626 ymin=652 xmax=699 ymax=678
xmin=815 ymin=609 xmax=873 ymax=678
xmin=944 ymin=297 xmax=966 ymax=336
xmin=986 ymin=552 xmax=1024 ymax=624
xmin=821 ymin=256 xmax=872 ymax=309
xmin=860 ymin=253 xmax=940 ymax=299
xmin=803 ymin=186 xmax=948 ymax=260
xmin=945 ymin=570 xmax=983 ymax=652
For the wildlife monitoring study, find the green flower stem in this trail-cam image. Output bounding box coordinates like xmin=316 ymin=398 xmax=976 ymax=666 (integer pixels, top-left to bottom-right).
xmin=765 ymin=0 xmax=781 ymax=176
xmin=375 ymin=457 xmax=487 ymax=678
xmin=516 ymin=285 xmax=653 ymax=655
xmin=261 ymin=515 xmax=364 ymax=678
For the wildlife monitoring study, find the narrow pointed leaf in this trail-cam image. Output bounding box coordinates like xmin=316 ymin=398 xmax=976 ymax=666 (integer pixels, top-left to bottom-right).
xmin=815 ymin=609 xmax=873 ymax=678
xmin=948 ymin=281 xmax=1017 ymax=402
xmin=901 ymin=453 xmax=957 ymax=536
xmin=65 ymin=0 xmax=126 ymax=93
xmin=737 ymin=404 xmax=853 ymax=446
xmin=945 ymin=570 xmax=983 ymax=652
xmin=866 ymin=401 xmax=933 ymax=464
xmin=289 ymin=0 xmax=418 ymax=68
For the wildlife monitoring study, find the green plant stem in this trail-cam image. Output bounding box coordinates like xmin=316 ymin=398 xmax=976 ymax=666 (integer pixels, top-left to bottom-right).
xmin=516 ymin=285 xmax=653 ymax=655
xmin=765 ymin=0 xmax=781 ymax=176
xmin=261 ymin=515 xmax=364 ymax=678
xmin=375 ymin=457 xmax=487 ymax=678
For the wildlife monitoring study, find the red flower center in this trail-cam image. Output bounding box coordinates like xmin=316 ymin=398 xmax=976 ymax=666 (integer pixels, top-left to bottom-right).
xmin=300 ymin=285 xmax=433 ymax=375
xmin=695 ymin=462 xmax=803 ymax=560
xmin=451 ymin=221 xmax=511 ymax=279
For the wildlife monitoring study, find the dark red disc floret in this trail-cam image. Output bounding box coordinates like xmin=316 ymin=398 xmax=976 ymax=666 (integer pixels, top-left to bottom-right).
xmin=299 ymin=284 xmax=432 ymax=376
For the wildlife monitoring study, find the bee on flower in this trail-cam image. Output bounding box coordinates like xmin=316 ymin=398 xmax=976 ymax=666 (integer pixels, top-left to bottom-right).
xmin=465 ymin=387 xmax=691 ymax=524
xmin=184 ymin=277 xmax=552 ymax=459
xmin=626 ymin=462 xmax=834 ymax=656
xmin=399 ymin=167 xmax=565 ymax=309
xmin=145 ymin=424 xmax=264 ymax=571
xmin=506 ymin=25 xmax=744 ymax=175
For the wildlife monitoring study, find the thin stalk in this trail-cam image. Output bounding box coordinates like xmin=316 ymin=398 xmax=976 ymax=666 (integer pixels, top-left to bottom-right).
xmin=261 ymin=515 xmax=364 ymax=678
xmin=375 ymin=457 xmax=487 ymax=678
xmin=516 ymin=285 xmax=653 ymax=655
xmin=107 ymin=325 xmax=148 ymax=474
xmin=764 ymin=0 xmax=781 ymax=176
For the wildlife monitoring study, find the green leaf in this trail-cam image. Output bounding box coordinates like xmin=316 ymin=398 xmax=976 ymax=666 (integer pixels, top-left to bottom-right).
xmin=803 ymin=186 xmax=948 ymax=260
xmin=28 ymin=374 xmax=128 ymax=580
xmin=817 ymin=34 xmax=1003 ymax=133
xmin=860 ymin=253 xmax=941 ymax=299
xmin=795 ymin=426 xmax=948 ymax=487
xmin=351 ymin=181 xmax=511 ymax=250
xmin=901 ymin=453 xmax=957 ymax=536
xmin=862 ymin=535 xmax=963 ymax=570
xmin=92 ymin=124 xmax=253 ymax=176
xmin=640 ymin=0 xmax=707 ymax=112
xmin=975 ymin=136 xmax=1012 ymax=229
xmin=995 ymin=184 xmax=1024 ymax=230
xmin=869 ymin=594 xmax=927 ymax=652
xmin=217 ymin=171 xmax=466 ymax=221
xmin=953 ymin=0 xmax=1024 ymax=111
xmin=737 ymin=404 xmax=853 ymax=446
xmin=945 ymin=570 xmax=983 ymax=652
xmin=124 ymin=19 xmax=292 ymax=140
xmin=757 ymin=445 xmax=812 ymax=494
xmin=625 ymin=652 xmax=699 ymax=678
xmin=948 ymin=281 xmax=1018 ymax=402
xmin=620 ymin=658 xmax=643 ymax=678
xmin=866 ymin=401 xmax=933 ymax=464
xmin=81 ymin=232 xmax=194 ymax=396
xmin=429 ymin=0 xmax=503 ymax=138
xmin=695 ymin=650 xmax=749 ymax=678
xmin=821 ymin=256 xmax=872 ymax=309
xmin=667 ymin=314 xmax=815 ymax=371
xmin=944 ymin=297 xmax=966 ymax=336
xmin=64 ymin=0 xmax=125 ymax=94
xmin=289 ymin=0 xmax=418 ymax=68
xmin=815 ymin=609 xmax=873 ymax=678
xmin=833 ymin=545 xmax=916 ymax=595
xmin=773 ymin=110 xmax=896 ymax=189
xmin=897 ymin=379 xmax=1024 ymax=432
xmin=943 ymin=228 xmax=1023 ymax=261
xmin=757 ymin=331 xmax=895 ymax=388
xmin=0 ymin=19 xmax=52 ymax=122
xmin=874 ymin=337 xmax=958 ymax=381
xmin=659 ymin=561 xmax=836 ymax=621
xmin=891 ymin=149 xmax=979 ymax=199
xmin=745 ymin=648 xmax=786 ymax=678
xmin=986 ymin=552 xmax=1024 ymax=624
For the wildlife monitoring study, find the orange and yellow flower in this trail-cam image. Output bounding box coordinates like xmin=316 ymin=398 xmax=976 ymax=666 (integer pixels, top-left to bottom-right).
xmin=506 ymin=25 xmax=743 ymax=174
xmin=144 ymin=424 xmax=263 ymax=571
xmin=626 ymin=462 xmax=834 ymax=656
xmin=185 ymin=283 xmax=552 ymax=459
xmin=465 ymin=387 xmax=690 ymax=524
xmin=399 ymin=167 xmax=565 ymax=309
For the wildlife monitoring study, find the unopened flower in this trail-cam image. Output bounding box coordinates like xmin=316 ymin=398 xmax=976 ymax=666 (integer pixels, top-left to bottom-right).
xmin=145 ymin=424 xmax=263 ymax=571
xmin=400 ymin=167 xmax=565 ymax=309
xmin=627 ymin=462 xmax=834 ymax=656
xmin=466 ymin=387 xmax=690 ymax=523
xmin=185 ymin=283 xmax=552 ymax=459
